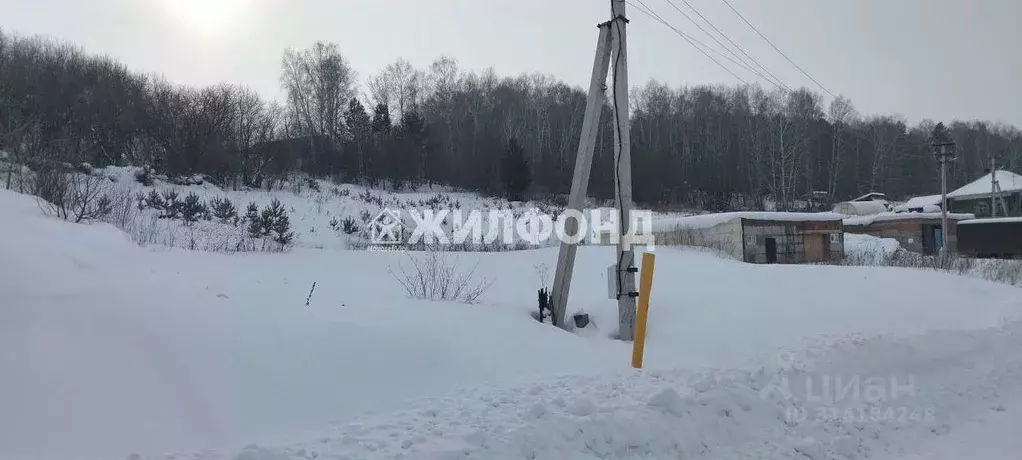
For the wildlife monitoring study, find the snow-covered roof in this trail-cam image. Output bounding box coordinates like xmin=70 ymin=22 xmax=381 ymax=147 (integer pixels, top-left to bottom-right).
xmin=654 ymin=211 xmax=844 ymax=231
xmin=958 ymin=217 xmax=1022 ymax=225
xmin=833 ymin=201 xmax=889 ymax=216
xmin=947 ymin=170 xmax=1022 ymax=200
xmin=851 ymin=192 xmax=886 ymax=202
xmin=894 ymin=194 xmax=942 ymax=211
xmin=844 ymin=212 xmax=975 ymax=226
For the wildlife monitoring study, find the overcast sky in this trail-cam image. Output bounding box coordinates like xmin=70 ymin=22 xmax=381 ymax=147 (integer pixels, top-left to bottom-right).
xmin=3 ymin=0 xmax=1020 ymax=127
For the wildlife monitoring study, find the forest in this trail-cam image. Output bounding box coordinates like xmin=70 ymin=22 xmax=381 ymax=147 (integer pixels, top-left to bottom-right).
xmin=2 ymin=29 xmax=1021 ymax=210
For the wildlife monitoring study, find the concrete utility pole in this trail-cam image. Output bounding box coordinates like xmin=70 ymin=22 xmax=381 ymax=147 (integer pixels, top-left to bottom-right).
xmin=991 ymin=157 xmax=997 ymax=217
xmin=933 ymin=139 xmax=955 ymax=255
xmin=549 ymin=0 xmax=638 ymax=339
xmin=989 ymin=157 xmax=1008 ymax=217
xmin=609 ymin=0 xmax=638 ymax=341
xmin=549 ymin=18 xmax=613 ymax=329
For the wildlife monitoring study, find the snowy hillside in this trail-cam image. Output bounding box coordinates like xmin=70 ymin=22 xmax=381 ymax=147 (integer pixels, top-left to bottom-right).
xmin=82 ymin=166 xmax=573 ymax=252
xmin=3 ymin=187 xmax=1022 ymax=460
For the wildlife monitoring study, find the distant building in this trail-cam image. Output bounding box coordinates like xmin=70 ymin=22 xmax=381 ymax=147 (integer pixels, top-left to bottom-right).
xmin=844 ymin=212 xmax=974 ymax=255
xmin=892 ymin=195 xmax=942 ymax=213
xmin=653 ymin=212 xmax=845 ymax=264
xmin=833 ymin=200 xmax=890 ymax=216
xmin=957 ymin=218 xmax=1022 ymax=258
xmin=851 ymin=192 xmax=887 ymax=202
xmin=946 ymin=170 xmax=1022 ymax=218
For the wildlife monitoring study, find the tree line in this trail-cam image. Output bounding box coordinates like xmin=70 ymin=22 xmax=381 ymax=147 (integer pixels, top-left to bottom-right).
xmin=2 ymin=29 xmax=1021 ymax=210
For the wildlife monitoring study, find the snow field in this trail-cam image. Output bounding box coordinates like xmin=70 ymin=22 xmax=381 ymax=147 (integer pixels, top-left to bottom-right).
xmin=3 ymin=185 xmax=1022 ymax=459
xmin=169 ymin=320 xmax=1022 ymax=460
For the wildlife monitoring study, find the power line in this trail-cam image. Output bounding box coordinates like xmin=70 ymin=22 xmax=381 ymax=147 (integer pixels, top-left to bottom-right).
xmin=670 ymin=0 xmax=790 ymax=92
xmin=658 ymin=0 xmax=789 ymax=91
xmin=657 ymin=0 xmax=769 ymax=80
xmin=628 ymin=1 xmax=751 ymax=85
xmin=718 ymin=0 xmax=835 ymax=98
xmin=715 ymin=0 xmax=880 ymax=130
xmin=709 ymin=0 xmax=886 ymax=138
xmin=637 ymin=0 xmax=885 ymax=157
xmin=633 ymin=0 xmax=784 ymax=88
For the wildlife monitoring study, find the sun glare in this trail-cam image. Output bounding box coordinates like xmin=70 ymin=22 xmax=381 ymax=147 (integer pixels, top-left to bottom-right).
xmin=162 ymin=0 xmax=248 ymax=36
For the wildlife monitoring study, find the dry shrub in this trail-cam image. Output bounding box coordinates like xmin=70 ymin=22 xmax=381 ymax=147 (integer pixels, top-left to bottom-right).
xmin=34 ymin=168 xmax=112 ymax=223
xmin=655 ymin=225 xmax=739 ymax=259
xmin=389 ymin=252 xmax=494 ymax=304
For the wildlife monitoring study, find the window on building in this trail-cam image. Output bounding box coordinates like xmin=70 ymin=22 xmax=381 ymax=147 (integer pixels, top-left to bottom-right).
xmin=975 ymin=201 xmax=990 ymax=216
xmin=829 ymin=233 xmax=841 ymax=244
xmin=745 ymin=235 xmax=758 ymax=246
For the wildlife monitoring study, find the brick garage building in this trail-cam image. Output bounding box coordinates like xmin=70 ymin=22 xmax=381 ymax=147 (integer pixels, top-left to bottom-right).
xmin=653 ymin=212 xmax=845 ymax=264
xmin=957 ymin=218 xmax=1022 ymax=258
xmin=843 ymin=212 xmax=974 ymax=255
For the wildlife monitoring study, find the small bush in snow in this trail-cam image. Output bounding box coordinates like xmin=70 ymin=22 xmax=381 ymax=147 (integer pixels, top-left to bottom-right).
xmin=259 ymin=202 xmax=279 ymax=236
xmin=271 ymin=211 xmax=295 ymax=248
xmin=388 ymin=252 xmax=493 ymax=304
xmin=134 ymin=166 xmax=154 ymax=186
xmin=258 ymin=199 xmax=294 ymax=248
xmin=837 ymin=249 xmax=1022 ymax=287
xmin=160 ymin=189 xmax=181 ymax=219
xmin=359 ymin=209 xmax=372 ymax=224
xmin=245 ymin=202 xmax=263 ymax=238
xmin=179 ymin=192 xmax=210 ymax=224
xmin=241 ymin=199 xmax=295 ymax=250
xmin=305 ymin=178 xmax=321 ymax=192
xmin=104 ymin=189 xmax=138 ymax=230
xmin=357 ymin=190 xmax=383 ymax=207
xmin=340 ymin=216 xmax=360 ymax=235
xmin=136 ymin=189 xmax=164 ymax=211
xmin=209 ymin=196 xmax=238 ymax=224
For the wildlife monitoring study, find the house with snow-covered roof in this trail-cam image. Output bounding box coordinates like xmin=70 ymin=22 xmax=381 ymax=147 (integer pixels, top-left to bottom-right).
xmin=851 ymin=192 xmax=887 ymax=202
xmin=832 ymin=200 xmax=890 ymax=216
xmin=844 ymin=211 xmax=974 ymax=255
xmin=946 ymin=170 xmax=1022 ymax=218
xmin=652 ymin=212 xmax=845 ymax=264
xmin=892 ymin=194 xmax=942 ymax=213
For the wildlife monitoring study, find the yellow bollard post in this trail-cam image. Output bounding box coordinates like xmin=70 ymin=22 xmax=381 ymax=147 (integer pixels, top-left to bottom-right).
xmin=631 ymin=252 xmax=656 ymax=368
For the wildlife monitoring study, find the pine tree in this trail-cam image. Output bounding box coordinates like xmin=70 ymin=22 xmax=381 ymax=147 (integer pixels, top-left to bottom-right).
xmin=179 ymin=192 xmax=209 ymax=224
xmin=501 ymin=137 xmax=531 ymax=201
xmin=393 ymin=111 xmax=429 ymax=189
xmin=210 ymin=196 xmax=238 ymax=224
xmin=347 ymin=98 xmax=372 ymax=180
xmin=371 ymin=103 xmax=392 ymax=134
xmin=271 ymin=211 xmax=295 ymax=249
xmin=245 ymin=202 xmax=261 ymax=239
xmin=932 ymin=122 xmax=952 ymax=144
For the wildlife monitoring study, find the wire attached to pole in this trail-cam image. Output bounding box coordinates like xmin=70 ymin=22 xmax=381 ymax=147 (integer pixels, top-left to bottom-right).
xmin=611 ymin=3 xmax=627 ymax=299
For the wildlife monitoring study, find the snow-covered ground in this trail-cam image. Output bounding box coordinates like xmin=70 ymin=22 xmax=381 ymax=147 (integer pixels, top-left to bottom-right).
xmin=90 ymin=166 xmax=568 ymax=252
xmin=843 ymin=233 xmax=902 ymax=263
xmin=3 ymin=186 xmax=1022 ymax=460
